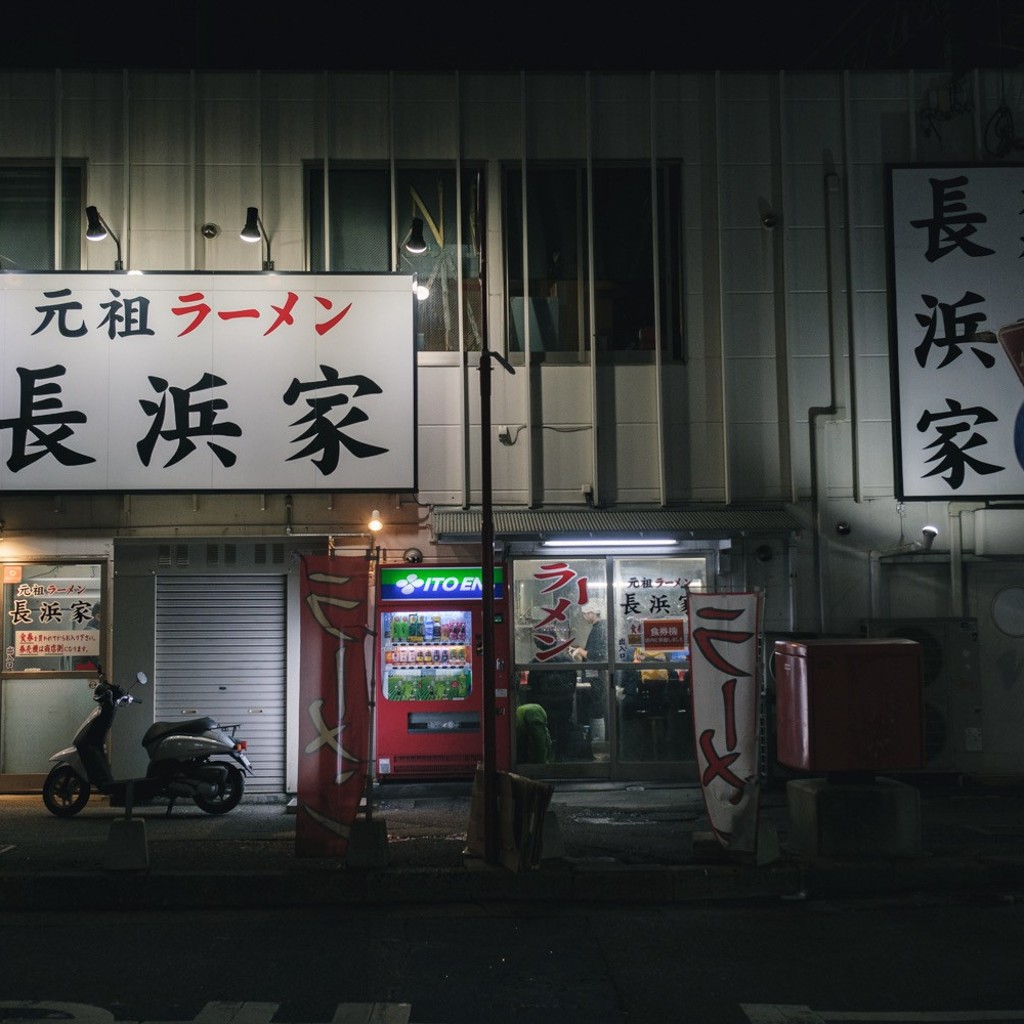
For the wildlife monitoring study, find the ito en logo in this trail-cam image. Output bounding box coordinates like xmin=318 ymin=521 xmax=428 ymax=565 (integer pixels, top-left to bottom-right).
xmin=396 ymin=573 xmax=425 ymax=596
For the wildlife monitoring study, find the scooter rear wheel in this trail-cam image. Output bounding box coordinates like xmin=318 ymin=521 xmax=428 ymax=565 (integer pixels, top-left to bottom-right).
xmin=193 ymin=764 xmax=244 ymax=814
xmin=43 ymin=764 xmax=91 ymax=817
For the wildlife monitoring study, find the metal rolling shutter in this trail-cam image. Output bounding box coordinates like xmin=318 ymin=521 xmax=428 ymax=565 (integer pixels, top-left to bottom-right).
xmin=155 ymin=575 xmax=286 ymax=793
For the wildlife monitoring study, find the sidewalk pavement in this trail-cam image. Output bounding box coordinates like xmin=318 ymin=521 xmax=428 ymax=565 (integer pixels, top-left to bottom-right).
xmin=2 ymin=777 xmax=1023 ymax=910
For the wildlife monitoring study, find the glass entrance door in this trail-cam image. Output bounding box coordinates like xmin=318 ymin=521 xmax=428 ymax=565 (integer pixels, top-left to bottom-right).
xmin=511 ymin=552 xmax=710 ymax=779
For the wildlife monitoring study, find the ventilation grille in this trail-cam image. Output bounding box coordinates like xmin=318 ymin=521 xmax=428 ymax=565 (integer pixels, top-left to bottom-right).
xmin=156 ymin=543 xmax=283 ymax=570
xmin=158 ymin=544 xmax=191 ymax=568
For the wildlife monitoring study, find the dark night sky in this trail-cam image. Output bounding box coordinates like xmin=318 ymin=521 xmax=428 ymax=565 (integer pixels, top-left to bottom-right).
xmin=4 ymin=1 xmax=1022 ymax=74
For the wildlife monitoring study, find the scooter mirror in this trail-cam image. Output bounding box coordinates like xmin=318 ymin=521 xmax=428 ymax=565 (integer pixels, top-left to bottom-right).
xmin=136 ymin=671 xmax=148 ymax=686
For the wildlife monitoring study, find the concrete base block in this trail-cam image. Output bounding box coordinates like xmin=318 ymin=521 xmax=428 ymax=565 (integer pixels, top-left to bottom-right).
xmin=345 ymin=817 xmax=390 ymax=869
xmin=787 ymin=777 xmax=921 ymax=858
xmin=103 ymin=817 xmax=149 ymax=872
xmin=692 ymin=819 xmax=780 ymax=865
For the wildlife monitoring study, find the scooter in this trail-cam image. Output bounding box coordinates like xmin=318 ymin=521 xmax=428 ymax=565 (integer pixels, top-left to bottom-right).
xmin=42 ymin=666 xmax=254 ymax=818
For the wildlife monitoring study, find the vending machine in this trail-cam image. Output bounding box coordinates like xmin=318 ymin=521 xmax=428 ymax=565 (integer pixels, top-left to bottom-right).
xmin=375 ymin=563 xmax=511 ymax=780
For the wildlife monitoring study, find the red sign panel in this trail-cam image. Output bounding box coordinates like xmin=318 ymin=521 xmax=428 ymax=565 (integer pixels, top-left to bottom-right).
xmin=296 ymin=554 xmax=371 ymax=858
xmin=641 ymin=617 xmax=687 ymax=650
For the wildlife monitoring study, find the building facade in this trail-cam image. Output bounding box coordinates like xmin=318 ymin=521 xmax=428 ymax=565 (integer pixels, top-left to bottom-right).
xmin=0 ymin=66 xmax=1022 ymax=794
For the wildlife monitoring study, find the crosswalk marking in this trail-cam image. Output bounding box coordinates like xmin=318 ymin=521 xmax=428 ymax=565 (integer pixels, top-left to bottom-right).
xmin=0 ymin=1002 xmax=116 ymax=1022
xmin=194 ymin=1004 xmax=280 ymax=1024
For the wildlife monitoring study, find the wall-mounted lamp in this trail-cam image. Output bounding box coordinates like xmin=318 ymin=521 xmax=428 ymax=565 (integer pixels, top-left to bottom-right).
xmin=240 ymin=206 xmax=273 ymax=270
xmin=403 ymin=217 xmax=427 ymax=255
xmin=920 ymin=524 xmax=939 ymax=551
xmin=368 ymin=509 xmax=383 ymax=533
xmin=85 ymin=206 xmax=123 ymax=270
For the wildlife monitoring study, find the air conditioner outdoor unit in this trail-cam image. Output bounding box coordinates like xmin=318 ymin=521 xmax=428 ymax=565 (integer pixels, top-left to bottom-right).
xmin=861 ymin=618 xmax=982 ymax=774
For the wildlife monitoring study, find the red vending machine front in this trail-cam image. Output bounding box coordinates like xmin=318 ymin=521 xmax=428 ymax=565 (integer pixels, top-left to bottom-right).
xmin=375 ymin=564 xmax=510 ymax=780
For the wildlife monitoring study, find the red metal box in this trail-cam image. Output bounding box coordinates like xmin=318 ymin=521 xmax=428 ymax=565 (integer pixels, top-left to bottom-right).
xmin=774 ymin=638 xmax=924 ymax=773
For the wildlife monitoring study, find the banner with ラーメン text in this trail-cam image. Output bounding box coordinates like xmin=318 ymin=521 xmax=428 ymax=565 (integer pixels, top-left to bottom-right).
xmin=688 ymin=590 xmax=761 ymax=854
xmin=0 ymin=272 xmax=415 ymax=491
xmin=296 ymin=554 xmax=372 ymax=858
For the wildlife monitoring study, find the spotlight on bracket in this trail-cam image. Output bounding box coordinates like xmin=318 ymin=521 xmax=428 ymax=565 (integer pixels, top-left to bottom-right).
xmin=921 ymin=525 xmax=939 ymax=551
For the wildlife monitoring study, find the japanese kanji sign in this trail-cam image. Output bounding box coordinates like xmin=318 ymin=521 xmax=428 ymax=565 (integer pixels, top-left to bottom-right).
xmin=688 ymin=590 xmax=761 ymax=854
xmin=0 ymin=273 xmax=415 ymax=491
xmin=296 ymin=554 xmax=371 ymax=858
xmin=888 ymin=166 xmax=1024 ymax=499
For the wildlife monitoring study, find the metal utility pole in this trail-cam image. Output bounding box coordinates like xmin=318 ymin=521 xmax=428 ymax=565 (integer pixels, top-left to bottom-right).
xmin=479 ymin=345 xmax=514 ymax=864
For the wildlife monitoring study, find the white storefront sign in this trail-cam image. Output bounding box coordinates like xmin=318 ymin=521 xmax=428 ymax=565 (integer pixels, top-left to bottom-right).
xmin=0 ymin=272 xmax=415 ymax=491
xmin=889 ymin=165 xmax=1024 ymax=500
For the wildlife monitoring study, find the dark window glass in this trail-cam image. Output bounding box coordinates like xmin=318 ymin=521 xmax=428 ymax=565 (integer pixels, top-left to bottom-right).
xmin=0 ymin=165 xmax=83 ymax=270
xmin=504 ymin=165 xmax=588 ymax=358
xmin=503 ymin=162 xmax=684 ymax=361
xmin=307 ymin=164 xmax=483 ymax=352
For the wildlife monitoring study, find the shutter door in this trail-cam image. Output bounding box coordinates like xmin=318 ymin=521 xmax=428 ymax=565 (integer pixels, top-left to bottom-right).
xmin=155 ymin=575 xmax=286 ymax=793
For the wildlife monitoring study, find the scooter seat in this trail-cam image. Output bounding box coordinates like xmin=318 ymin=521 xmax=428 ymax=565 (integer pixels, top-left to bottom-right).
xmin=142 ymin=717 xmax=221 ymax=746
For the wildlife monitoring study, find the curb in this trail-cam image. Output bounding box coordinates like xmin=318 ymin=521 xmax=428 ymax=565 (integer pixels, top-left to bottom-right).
xmin=4 ymin=855 xmax=1022 ymax=911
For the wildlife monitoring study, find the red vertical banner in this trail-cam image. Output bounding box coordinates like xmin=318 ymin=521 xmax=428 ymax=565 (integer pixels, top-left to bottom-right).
xmin=688 ymin=590 xmax=762 ymax=854
xmin=296 ymin=554 xmax=371 ymax=858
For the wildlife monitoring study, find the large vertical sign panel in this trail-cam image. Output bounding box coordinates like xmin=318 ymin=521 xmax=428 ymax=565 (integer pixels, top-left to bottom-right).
xmin=889 ymin=165 xmax=1024 ymax=499
xmin=0 ymin=273 xmax=415 ymax=491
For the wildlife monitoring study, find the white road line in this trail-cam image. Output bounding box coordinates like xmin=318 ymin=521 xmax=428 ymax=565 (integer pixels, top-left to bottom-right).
xmin=0 ymin=1003 xmax=418 ymax=1024
xmin=742 ymin=1006 xmax=1024 ymax=1023
xmin=825 ymin=1014 xmax=1024 ymax=1021
xmin=331 ymin=1005 xmax=412 ymax=1024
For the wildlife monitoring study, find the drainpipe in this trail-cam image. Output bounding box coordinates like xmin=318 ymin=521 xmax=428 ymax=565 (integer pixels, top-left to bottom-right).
xmin=809 ymin=170 xmax=846 ymax=633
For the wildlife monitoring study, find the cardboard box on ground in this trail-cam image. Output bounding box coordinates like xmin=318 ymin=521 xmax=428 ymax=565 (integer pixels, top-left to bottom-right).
xmin=466 ymin=766 xmax=553 ymax=872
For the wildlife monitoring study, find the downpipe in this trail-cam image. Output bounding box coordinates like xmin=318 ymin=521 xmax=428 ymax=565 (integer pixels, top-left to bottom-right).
xmin=809 ymin=170 xmax=848 ymax=632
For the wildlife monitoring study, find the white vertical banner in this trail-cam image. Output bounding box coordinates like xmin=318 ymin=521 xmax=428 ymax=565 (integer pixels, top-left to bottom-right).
xmin=688 ymin=590 xmax=762 ymax=854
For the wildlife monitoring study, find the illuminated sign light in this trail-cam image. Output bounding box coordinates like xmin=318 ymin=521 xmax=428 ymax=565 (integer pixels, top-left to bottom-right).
xmin=379 ymin=566 xmax=505 ymax=602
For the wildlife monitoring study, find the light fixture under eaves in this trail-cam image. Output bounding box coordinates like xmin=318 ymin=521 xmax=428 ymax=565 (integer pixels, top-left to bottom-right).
xmin=368 ymin=509 xmax=383 ymax=533
xmin=542 ymin=538 xmax=679 ymax=549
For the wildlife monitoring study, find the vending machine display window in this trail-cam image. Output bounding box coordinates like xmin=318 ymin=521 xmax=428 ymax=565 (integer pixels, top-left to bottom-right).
xmin=381 ymin=609 xmax=473 ymax=703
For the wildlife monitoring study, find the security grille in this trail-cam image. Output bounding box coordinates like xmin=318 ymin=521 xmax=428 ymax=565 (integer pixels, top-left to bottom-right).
xmin=154 ymin=575 xmax=286 ymax=793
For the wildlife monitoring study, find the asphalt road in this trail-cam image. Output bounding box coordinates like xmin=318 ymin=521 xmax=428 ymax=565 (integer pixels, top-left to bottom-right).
xmin=3 ymin=898 xmax=1024 ymax=1023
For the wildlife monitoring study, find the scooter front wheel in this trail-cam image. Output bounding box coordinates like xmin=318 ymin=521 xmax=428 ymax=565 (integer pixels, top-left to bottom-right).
xmin=193 ymin=764 xmax=244 ymax=814
xmin=43 ymin=764 xmax=91 ymax=817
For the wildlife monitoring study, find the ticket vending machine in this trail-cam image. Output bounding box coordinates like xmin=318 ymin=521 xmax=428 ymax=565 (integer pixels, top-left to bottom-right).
xmin=375 ymin=564 xmax=510 ymax=780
